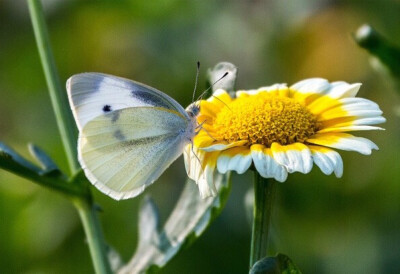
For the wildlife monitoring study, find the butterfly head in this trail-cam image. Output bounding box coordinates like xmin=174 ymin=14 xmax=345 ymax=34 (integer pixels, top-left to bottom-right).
xmin=186 ymin=102 xmax=200 ymax=118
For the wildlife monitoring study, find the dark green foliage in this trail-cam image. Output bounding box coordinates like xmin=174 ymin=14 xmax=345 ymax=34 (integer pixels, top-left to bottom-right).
xmin=354 ymin=24 xmax=400 ymax=83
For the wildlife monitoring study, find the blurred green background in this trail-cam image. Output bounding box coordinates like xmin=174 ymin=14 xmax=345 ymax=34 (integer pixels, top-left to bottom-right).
xmin=1 ymin=0 xmax=400 ymax=273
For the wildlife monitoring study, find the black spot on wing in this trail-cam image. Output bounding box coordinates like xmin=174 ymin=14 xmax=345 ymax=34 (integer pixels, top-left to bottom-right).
xmin=131 ymin=89 xmax=173 ymax=109
xmin=103 ymin=105 xmax=112 ymax=112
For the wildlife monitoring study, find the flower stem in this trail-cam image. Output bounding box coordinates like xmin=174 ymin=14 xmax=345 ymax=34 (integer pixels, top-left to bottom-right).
xmin=27 ymin=1 xmax=111 ymax=273
xmin=28 ymin=0 xmax=79 ymax=174
xmin=249 ymin=172 xmax=277 ymax=269
xmin=73 ymin=198 xmax=112 ymax=274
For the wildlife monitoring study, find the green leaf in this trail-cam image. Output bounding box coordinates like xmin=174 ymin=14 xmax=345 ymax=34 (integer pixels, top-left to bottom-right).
xmin=354 ymin=24 xmax=400 ymax=81
xmin=28 ymin=143 xmax=63 ymax=177
xmin=0 ymin=142 xmax=42 ymax=174
xmin=117 ymin=172 xmax=232 ymax=273
xmin=136 ymin=196 xmax=162 ymax=250
xmin=249 ymin=254 xmax=302 ymax=274
xmin=207 ymin=62 xmax=238 ymax=95
xmin=0 ymin=142 xmax=86 ymax=197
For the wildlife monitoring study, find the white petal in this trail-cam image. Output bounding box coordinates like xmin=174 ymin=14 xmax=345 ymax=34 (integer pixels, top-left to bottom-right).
xmin=217 ymin=149 xmax=252 ymax=174
xmin=251 ymin=146 xmax=288 ymax=182
xmin=197 ymin=165 xmax=217 ymax=198
xmin=320 ymin=108 xmax=382 ymax=121
xmin=349 ymin=116 xmax=386 ymax=125
xmin=184 ymin=145 xmax=219 ymax=198
xmin=326 ymin=82 xmax=361 ymax=98
xmin=206 ymin=89 xmax=233 ymax=106
xmin=307 ymin=94 xmax=376 ymax=116
xmin=270 ymin=143 xmax=313 ymax=174
xmin=236 ymin=84 xmax=288 ymax=97
xmin=340 ymin=97 xmax=380 ymax=111
xmin=319 ymin=97 xmax=384 ymax=121
xmin=328 ymin=116 xmax=386 ymax=127
xmin=307 ymin=133 xmax=379 ymax=155
xmin=257 ymin=83 xmax=288 ymax=92
xmin=310 ymin=146 xmax=343 ymax=177
xmin=317 ymin=125 xmax=384 ymax=133
xmin=201 ymin=143 xmax=230 ymax=152
xmin=211 ymin=88 xmax=227 ymax=96
xmin=211 ymin=89 xmax=228 ymax=98
xmin=201 ymin=140 xmax=248 ymax=152
xmin=346 ymin=109 xmax=383 ymax=117
xmin=236 ymin=89 xmax=258 ymax=97
xmin=341 ymin=98 xmax=382 ymax=116
xmin=290 ymin=78 xmax=330 ymax=94
xmin=183 ymin=145 xmax=203 ymax=182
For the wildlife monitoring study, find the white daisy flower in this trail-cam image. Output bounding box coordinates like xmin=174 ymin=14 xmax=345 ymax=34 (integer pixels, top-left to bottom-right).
xmin=184 ymin=78 xmax=385 ymax=198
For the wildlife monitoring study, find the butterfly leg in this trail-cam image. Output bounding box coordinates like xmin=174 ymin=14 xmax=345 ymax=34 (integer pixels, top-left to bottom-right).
xmin=195 ymin=120 xmax=217 ymax=141
xmin=184 ymin=140 xmax=204 ymax=182
xmin=189 ymin=140 xmax=202 ymax=167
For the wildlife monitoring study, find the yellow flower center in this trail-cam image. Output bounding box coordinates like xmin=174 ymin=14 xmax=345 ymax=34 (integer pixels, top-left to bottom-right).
xmin=213 ymin=93 xmax=320 ymax=146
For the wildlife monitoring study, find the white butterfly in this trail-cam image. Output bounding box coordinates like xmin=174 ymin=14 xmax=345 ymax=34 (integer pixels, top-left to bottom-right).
xmin=67 ymin=73 xmax=199 ymax=200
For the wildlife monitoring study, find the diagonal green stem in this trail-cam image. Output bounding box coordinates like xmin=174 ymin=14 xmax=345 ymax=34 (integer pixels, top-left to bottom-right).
xmin=0 ymin=159 xmax=84 ymax=197
xmin=249 ymin=172 xmax=277 ymax=269
xmin=28 ymin=0 xmax=79 ymax=174
xmin=28 ymin=1 xmax=111 ymax=273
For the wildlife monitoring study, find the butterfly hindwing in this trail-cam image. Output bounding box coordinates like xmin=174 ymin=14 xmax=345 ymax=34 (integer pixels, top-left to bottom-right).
xmin=79 ymin=107 xmax=189 ymax=200
xmin=67 ymin=73 xmax=187 ymax=130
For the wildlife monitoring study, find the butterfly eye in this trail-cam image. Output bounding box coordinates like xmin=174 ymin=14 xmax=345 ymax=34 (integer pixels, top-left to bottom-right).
xmin=188 ymin=104 xmax=200 ymax=117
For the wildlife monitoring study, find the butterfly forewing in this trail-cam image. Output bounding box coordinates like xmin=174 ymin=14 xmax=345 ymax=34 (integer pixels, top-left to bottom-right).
xmin=67 ymin=73 xmax=188 ymax=130
xmin=79 ymin=107 xmax=190 ymax=200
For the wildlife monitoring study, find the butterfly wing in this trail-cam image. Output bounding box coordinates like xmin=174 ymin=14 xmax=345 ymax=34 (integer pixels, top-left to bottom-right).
xmin=67 ymin=73 xmax=188 ymax=131
xmin=79 ymin=107 xmax=191 ymax=200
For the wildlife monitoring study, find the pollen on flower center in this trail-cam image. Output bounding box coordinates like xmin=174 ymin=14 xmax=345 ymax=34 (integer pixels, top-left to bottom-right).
xmin=213 ymin=93 xmax=320 ymax=146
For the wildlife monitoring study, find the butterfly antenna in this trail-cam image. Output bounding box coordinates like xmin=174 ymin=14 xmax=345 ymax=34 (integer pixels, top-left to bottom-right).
xmin=192 ymin=61 xmax=201 ymax=103
xmin=211 ymin=94 xmax=232 ymax=111
xmin=196 ymin=71 xmax=229 ymax=102
xmin=195 ymin=72 xmax=232 ymax=111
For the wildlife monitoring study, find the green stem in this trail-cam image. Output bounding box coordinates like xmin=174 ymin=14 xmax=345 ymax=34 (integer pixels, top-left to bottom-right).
xmin=249 ymin=172 xmax=277 ymax=269
xmin=74 ymin=198 xmax=112 ymax=274
xmin=0 ymin=160 xmax=84 ymax=197
xmin=28 ymin=0 xmax=79 ymax=174
xmin=27 ymin=1 xmax=111 ymax=273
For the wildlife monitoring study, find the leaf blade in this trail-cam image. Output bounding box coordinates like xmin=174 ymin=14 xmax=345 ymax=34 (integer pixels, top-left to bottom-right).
xmin=118 ymin=172 xmax=232 ymax=274
xmin=28 ymin=143 xmax=64 ymax=177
